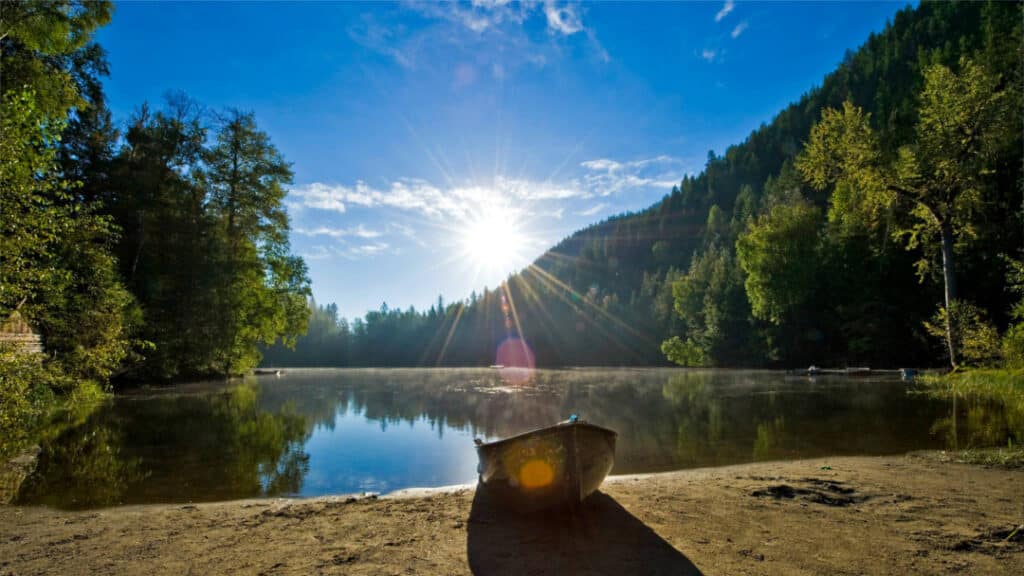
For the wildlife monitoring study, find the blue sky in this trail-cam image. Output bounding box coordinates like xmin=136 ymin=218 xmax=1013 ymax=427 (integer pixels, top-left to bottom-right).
xmin=96 ymin=1 xmax=910 ymax=319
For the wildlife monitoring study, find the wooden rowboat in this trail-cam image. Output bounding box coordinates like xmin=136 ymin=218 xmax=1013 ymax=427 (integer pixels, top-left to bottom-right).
xmin=474 ymin=417 xmax=617 ymax=511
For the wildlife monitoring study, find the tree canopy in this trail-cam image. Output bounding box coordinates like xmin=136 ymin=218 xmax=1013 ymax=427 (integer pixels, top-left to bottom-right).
xmin=1 ymin=0 xmax=311 ymax=457
xmin=797 ymin=59 xmax=1017 ymax=367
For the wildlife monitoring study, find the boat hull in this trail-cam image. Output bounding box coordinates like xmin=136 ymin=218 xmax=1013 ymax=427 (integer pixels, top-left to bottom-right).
xmin=475 ymin=421 xmax=617 ymax=511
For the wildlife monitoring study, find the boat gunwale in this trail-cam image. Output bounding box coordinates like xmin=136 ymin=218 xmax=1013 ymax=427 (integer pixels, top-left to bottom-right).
xmin=476 ymin=421 xmax=617 ymax=449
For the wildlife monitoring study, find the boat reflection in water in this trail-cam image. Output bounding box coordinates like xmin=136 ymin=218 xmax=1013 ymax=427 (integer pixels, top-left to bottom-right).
xmin=475 ymin=416 xmax=617 ymax=511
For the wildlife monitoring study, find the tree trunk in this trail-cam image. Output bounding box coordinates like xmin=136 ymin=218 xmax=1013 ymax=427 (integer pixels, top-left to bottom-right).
xmin=130 ymin=211 xmax=145 ymax=283
xmin=939 ymin=220 xmax=958 ymax=369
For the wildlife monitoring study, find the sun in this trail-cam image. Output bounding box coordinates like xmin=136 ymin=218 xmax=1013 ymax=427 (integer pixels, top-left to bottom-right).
xmin=460 ymin=204 xmax=529 ymax=275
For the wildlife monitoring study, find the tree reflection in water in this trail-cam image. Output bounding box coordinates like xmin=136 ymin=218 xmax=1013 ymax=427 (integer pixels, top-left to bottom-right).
xmin=14 ymin=369 xmax=1023 ymax=508
xmin=17 ymin=380 xmax=310 ymax=508
xmin=928 ymin=385 xmax=1024 ymax=451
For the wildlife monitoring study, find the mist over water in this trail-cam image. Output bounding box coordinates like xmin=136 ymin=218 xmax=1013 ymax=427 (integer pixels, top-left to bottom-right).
xmin=16 ymin=368 xmax=1021 ymax=509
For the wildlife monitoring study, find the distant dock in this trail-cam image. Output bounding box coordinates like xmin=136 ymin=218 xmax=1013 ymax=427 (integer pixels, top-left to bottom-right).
xmin=796 ymin=366 xmax=919 ymax=380
xmin=253 ymin=369 xmax=285 ymax=376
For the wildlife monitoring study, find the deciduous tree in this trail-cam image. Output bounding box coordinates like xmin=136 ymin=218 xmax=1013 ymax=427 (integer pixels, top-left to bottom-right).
xmin=797 ymin=60 xmax=1014 ymax=367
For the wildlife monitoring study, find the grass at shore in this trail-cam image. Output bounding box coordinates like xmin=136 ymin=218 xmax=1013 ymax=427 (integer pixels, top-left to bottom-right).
xmin=949 ymin=447 xmax=1024 ymax=467
xmin=929 ymin=445 xmax=1024 ymax=468
xmin=919 ymin=368 xmax=1024 ymax=394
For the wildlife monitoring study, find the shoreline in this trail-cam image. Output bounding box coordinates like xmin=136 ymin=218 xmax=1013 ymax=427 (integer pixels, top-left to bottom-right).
xmin=2 ymin=453 xmax=1021 ymax=575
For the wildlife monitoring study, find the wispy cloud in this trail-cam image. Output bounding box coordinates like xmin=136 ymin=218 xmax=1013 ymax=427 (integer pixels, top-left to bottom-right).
xmin=388 ymin=221 xmax=427 ymax=246
xmin=545 ymin=207 xmax=565 ymax=219
xmin=714 ymin=0 xmax=735 ymax=23
xmin=288 ymin=182 xmax=350 ymax=213
xmin=412 ymin=0 xmax=528 ymax=34
xmin=701 ymin=48 xmax=717 ymax=62
xmin=580 ymin=155 xmax=676 ymax=172
xmin=352 ymin=1 xmax=607 ymax=71
xmin=579 ymin=155 xmax=683 ymax=197
xmin=731 ymin=21 xmax=748 ymax=39
xmin=348 ymin=14 xmax=417 ymax=68
xmin=420 ymin=1 xmax=587 ymax=37
xmin=289 ymin=155 xmax=683 ymax=259
xmin=577 ymin=202 xmax=609 ymax=217
xmin=494 ymin=177 xmax=586 ymax=201
xmin=300 ymin=245 xmax=333 ymax=261
xmin=543 ymin=2 xmax=583 ymax=35
xmin=289 ymin=162 xmax=683 ymax=222
xmin=348 ymin=242 xmax=391 ymax=257
xmin=322 ymin=179 xmax=463 ymax=218
xmin=295 ymin=224 xmax=382 ymax=239
xmin=289 ymin=176 xmax=591 ymax=221
xmin=299 ymin=241 xmax=394 ymax=261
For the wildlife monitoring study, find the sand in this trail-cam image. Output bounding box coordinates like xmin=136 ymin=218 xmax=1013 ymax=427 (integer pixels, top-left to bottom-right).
xmin=1 ymin=453 xmax=1021 ymax=575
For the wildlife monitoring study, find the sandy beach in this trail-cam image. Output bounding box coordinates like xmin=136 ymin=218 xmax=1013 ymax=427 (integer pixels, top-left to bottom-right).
xmin=1 ymin=453 xmax=1021 ymax=575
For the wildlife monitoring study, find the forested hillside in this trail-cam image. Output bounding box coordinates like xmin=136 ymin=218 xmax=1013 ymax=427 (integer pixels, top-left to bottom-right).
xmin=265 ymin=0 xmax=1023 ymax=369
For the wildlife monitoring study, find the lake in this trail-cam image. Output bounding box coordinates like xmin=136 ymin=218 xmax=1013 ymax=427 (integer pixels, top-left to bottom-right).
xmin=14 ymin=368 xmax=1020 ymax=509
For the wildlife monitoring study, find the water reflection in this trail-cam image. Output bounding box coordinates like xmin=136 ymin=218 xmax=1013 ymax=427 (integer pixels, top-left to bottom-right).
xmin=17 ymin=381 xmax=310 ymax=508
xmin=15 ymin=369 xmax=1022 ymax=509
xmin=928 ymin=389 xmax=1024 ymax=451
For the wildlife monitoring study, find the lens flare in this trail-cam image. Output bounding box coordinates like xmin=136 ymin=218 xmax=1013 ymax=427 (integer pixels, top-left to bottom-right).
xmin=496 ymin=337 xmax=535 ymax=385
xmin=518 ymin=459 xmax=555 ymax=489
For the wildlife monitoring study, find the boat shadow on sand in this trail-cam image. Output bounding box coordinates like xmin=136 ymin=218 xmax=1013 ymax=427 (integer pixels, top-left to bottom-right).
xmin=467 ymin=487 xmax=704 ymax=575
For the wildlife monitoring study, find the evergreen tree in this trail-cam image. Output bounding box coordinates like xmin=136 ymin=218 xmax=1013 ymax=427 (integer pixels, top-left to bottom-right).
xmin=203 ymin=109 xmax=309 ymax=374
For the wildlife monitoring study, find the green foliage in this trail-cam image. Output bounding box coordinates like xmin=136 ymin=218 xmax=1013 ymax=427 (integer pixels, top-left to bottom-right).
xmin=921 ymin=368 xmax=1024 ymax=396
xmin=650 ymin=240 xmax=672 ymax=265
xmin=1003 ymin=326 xmax=1024 ymax=369
xmin=797 ymin=102 xmax=892 ymax=233
xmin=203 ymin=110 xmax=309 ymax=374
xmin=0 ymin=1 xmax=311 ymax=478
xmin=0 ymin=1 xmax=113 ymax=121
xmin=0 ymin=345 xmax=62 ymax=459
xmin=1 ymin=2 xmax=131 ymax=439
xmin=0 ymin=1 xmax=112 ymax=58
xmin=736 ymin=201 xmax=823 ymax=325
xmin=923 ymin=301 xmax=1001 ymax=368
xmin=661 ymin=336 xmax=705 ymax=367
xmin=0 ymin=89 xmax=68 ymax=313
xmin=1000 ymin=257 xmax=1024 ymax=368
xmin=799 ymin=59 xmax=1012 ymax=254
xmin=704 ymin=204 xmax=729 ymax=247
xmin=664 ymin=244 xmax=758 ymax=366
xmin=107 ymin=102 xmax=310 ymax=379
xmin=31 ymin=209 xmax=136 ymax=386
xmin=732 ymin=184 xmax=757 ymax=230
xmin=797 ymin=58 xmax=1015 ymax=367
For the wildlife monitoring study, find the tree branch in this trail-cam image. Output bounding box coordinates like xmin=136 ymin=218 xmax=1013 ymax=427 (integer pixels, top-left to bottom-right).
xmin=886 ymin=183 xmax=944 ymax=224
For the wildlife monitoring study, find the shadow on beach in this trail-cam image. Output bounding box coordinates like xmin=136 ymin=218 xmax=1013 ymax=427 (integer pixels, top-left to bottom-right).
xmin=467 ymin=487 xmax=703 ymax=575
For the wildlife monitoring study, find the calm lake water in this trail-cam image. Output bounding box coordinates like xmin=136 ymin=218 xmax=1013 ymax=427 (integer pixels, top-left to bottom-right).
xmin=15 ymin=368 xmax=1020 ymax=509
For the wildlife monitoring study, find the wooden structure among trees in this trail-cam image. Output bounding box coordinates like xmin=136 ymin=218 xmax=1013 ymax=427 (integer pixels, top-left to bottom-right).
xmin=0 ymin=311 xmax=43 ymax=355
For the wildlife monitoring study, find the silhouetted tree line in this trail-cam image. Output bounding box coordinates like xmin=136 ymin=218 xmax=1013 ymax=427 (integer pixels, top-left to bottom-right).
xmin=265 ymin=1 xmax=1022 ymax=370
